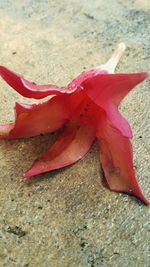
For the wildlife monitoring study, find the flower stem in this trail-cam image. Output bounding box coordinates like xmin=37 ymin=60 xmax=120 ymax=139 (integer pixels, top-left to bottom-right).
xmin=101 ymin=43 xmax=126 ymax=73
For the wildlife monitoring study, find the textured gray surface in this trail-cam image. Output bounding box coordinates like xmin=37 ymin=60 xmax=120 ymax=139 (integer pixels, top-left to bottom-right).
xmin=0 ymin=1 xmax=150 ymax=267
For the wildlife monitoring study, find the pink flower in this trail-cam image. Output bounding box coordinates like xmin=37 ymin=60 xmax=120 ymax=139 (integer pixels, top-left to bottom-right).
xmin=0 ymin=43 xmax=149 ymax=204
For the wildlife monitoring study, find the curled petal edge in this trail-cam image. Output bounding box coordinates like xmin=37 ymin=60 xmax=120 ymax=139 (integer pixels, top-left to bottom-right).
xmin=0 ymin=96 xmax=70 ymax=138
xmin=0 ymin=66 xmax=75 ymax=99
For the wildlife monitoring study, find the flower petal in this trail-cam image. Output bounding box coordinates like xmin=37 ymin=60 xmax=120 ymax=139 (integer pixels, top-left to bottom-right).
xmin=0 ymin=66 xmax=74 ymax=99
xmin=97 ymin=115 xmax=149 ymax=205
xmin=0 ymin=96 xmax=70 ymax=138
xmin=105 ymin=103 xmax=133 ymax=138
xmin=23 ymin=122 xmax=94 ymax=178
xmin=83 ymin=72 xmax=148 ymax=137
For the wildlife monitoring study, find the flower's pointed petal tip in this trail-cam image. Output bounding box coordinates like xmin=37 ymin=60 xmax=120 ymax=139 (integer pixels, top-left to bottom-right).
xmin=131 ymin=192 xmax=150 ymax=206
xmin=103 ymin=165 xmax=150 ymax=205
xmin=22 ymin=163 xmax=48 ymax=179
xmin=108 ymin=185 xmax=150 ymax=205
xmin=22 ymin=173 xmax=28 ymax=179
xmin=22 ymin=170 xmax=37 ymax=179
xmin=137 ymin=72 xmax=149 ymax=81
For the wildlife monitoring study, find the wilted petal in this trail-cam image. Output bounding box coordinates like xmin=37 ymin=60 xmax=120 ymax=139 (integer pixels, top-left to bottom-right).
xmin=97 ymin=114 xmax=149 ymax=205
xmin=0 ymin=66 xmax=74 ymax=99
xmin=0 ymin=96 xmax=69 ymax=138
xmin=83 ymin=72 xmax=148 ymax=137
xmin=105 ymin=103 xmax=132 ymax=138
xmin=23 ymin=122 xmax=94 ymax=178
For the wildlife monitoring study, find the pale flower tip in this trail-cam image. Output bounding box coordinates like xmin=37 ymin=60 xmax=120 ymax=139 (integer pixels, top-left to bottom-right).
xmin=144 ymin=72 xmax=149 ymax=78
xmin=138 ymin=72 xmax=149 ymax=82
xmin=117 ymin=42 xmax=126 ymax=52
xmin=22 ymin=172 xmax=30 ymax=179
xmin=99 ymin=42 xmax=127 ymax=73
xmin=110 ymin=42 xmax=126 ymax=65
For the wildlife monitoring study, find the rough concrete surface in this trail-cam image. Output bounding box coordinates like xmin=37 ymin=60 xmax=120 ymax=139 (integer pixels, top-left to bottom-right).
xmin=0 ymin=1 xmax=150 ymax=267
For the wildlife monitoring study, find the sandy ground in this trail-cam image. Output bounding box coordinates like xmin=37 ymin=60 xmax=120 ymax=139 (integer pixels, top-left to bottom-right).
xmin=0 ymin=1 xmax=150 ymax=266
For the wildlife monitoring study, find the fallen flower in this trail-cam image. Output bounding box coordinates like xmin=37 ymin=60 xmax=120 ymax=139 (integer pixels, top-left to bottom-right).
xmin=0 ymin=43 xmax=149 ymax=204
